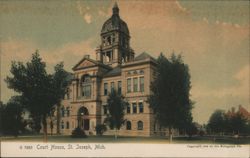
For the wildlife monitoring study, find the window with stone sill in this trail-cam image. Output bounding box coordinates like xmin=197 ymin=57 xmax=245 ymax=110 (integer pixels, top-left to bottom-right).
xmin=127 ymin=78 xmax=131 ymax=93
xmin=66 ymin=121 xmax=70 ymax=129
xmin=104 ymin=83 xmax=108 ymax=95
xmin=61 ymin=121 xmax=64 ymax=129
xmin=139 ymin=76 xmax=144 ymax=92
xmin=139 ymin=102 xmax=144 ymax=113
xmin=111 ymin=82 xmax=115 ymax=93
xmin=132 ymin=103 xmax=137 ymax=113
xmin=61 ymin=107 xmax=65 ymax=117
xmin=133 ymin=78 xmax=138 ymax=92
xmin=126 ymin=104 xmax=131 ymax=114
xmin=82 ymin=85 xmax=91 ymax=97
xmin=118 ymin=81 xmax=122 ymax=94
xmin=66 ymin=107 xmax=70 ymax=117
xmin=137 ymin=121 xmax=143 ymax=130
xmin=126 ymin=121 xmax=131 ymax=130
xmin=103 ymin=105 xmax=108 ymax=115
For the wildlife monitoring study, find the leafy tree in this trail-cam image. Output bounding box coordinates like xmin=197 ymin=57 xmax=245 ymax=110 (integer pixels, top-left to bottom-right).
xmin=71 ymin=127 xmax=87 ymax=138
xmin=105 ymin=90 xmax=128 ymax=139
xmin=95 ymin=124 xmax=107 ymax=136
xmin=186 ymin=122 xmax=198 ymax=138
xmin=148 ymin=53 xmax=193 ymax=141
xmin=207 ymin=110 xmax=226 ymax=134
xmin=0 ymin=101 xmax=4 ymax=135
xmin=1 ymin=96 xmax=26 ymax=137
xmin=227 ymin=112 xmax=247 ymax=135
xmin=51 ymin=62 xmax=70 ymax=134
xmin=5 ymin=51 xmax=69 ymax=141
xmin=29 ymin=114 xmax=42 ymax=133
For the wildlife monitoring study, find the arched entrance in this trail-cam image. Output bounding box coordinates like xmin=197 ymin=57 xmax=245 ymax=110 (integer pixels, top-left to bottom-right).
xmin=77 ymin=107 xmax=89 ymax=130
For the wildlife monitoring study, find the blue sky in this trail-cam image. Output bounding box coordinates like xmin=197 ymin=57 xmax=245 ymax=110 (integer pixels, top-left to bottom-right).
xmin=0 ymin=0 xmax=249 ymax=124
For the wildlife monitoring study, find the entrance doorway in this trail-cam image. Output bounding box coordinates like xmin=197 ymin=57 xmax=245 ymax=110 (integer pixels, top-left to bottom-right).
xmin=77 ymin=106 xmax=90 ymax=130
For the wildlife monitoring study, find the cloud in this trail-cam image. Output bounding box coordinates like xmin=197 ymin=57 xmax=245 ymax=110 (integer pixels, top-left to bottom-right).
xmin=191 ymin=64 xmax=249 ymax=99
xmin=76 ymin=1 xmax=92 ymax=24
xmin=84 ymin=13 xmax=92 ymax=24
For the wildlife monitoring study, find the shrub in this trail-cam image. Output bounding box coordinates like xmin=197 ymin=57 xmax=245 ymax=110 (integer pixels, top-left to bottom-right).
xmin=95 ymin=124 xmax=107 ymax=136
xmin=71 ymin=127 xmax=87 ymax=138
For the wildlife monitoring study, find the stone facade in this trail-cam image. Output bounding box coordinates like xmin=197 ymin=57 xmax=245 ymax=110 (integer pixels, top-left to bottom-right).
xmin=48 ymin=3 xmax=167 ymax=137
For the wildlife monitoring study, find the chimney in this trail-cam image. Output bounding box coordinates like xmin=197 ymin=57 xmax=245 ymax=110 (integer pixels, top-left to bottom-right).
xmin=84 ymin=55 xmax=90 ymax=59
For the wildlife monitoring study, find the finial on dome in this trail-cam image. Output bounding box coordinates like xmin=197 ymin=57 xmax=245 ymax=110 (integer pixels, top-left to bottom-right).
xmin=112 ymin=2 xmax=119 ymax=15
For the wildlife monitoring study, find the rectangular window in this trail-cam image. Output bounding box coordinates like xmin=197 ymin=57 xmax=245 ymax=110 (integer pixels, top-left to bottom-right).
xmin=127 ymin=104 xmax=131 ymax=114
xmin=127 ymin=78 xmax=131 ymax=93
xmin=82 ymin=85 xmax=91 ymax=97
xmin=139 ymin=102 xmax=144 ymax=113
xmin=103 ymin=105 xmax=108 ymax=115
xmin=133 ymin=78 xmax=138 ymax=92
xmin=66 ymin=122 xmax=69 ymax=129
xmin=61 ymin=121 xmax=64 ymax=129
xmin=104 ymin=83 xmax=108 ymax=95
xmin=139 ymin=77 xmax=144 ymax=92
xmin=118 ymin=81 xmax=122 ymax=94
xmin=132 ymin=103 xmax=137 ymax=113
xmin=61 ymin=108 xmax=65 ymax=117
xmin=66 ymin=88 xmax=70 ymax=99
xmin=66 ymin=107 xmax=70 ymax=117
xmin=111 ymin=82 xmax=115 ymax=93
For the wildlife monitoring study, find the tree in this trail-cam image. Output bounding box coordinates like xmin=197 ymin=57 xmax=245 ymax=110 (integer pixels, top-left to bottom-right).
xmin=0 ymin=101 xmax=4 ymax=135
xmin=186 ymin=122 xmax=198 ymax=138
xmin=105 ymin=90 xmax=128 ymax=139
xmin=95 ymin=124 xmax=107 ymax=136
xmin=148 ymin=53 xmax=193 ymax=142
xmin=207 ymin=110 xmax=226 ymax=134
xmin=51 ymin=62 xmax=70 ymax=134
xmin=5 ymin=51 xmax=69 ymax=141
xmin=1 ymin=96 xmax=26 ymax=137
xmin=227 ymin=112 xmax=247 ymax=135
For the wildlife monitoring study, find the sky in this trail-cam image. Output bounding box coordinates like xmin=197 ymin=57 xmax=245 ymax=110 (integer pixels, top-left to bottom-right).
xmin=0 ymin=0 xmax=249 ymax=124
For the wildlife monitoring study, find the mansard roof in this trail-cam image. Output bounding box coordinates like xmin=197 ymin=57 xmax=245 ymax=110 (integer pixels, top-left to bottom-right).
xmin=134 ymin=52 xmax=156 ymax=61
xmin=103 ymin=66 xmax=121 ymax=77
xmin=72 ymin=56 xmax=111 ymax=71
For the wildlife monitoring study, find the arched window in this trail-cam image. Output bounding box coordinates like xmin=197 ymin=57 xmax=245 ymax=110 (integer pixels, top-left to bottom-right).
xmin=126 ymin=121 xmax=131 ymax=130
xmin=107 ymin=36 xmax=111 ymax=45
xmin=81 ymin=74 xmax=91 ymax=97
xmin=81 ymin=74 xmax=91 ymax=83
xmin=66 ymin=121 xmax=70 ymax=129
xmin=137 ymin=121 xmax=143 ymax=130
xmin=61 ymin=121 xmax=64 ymax=129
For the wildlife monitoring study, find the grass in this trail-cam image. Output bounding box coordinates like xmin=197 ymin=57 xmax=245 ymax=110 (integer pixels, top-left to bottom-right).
xmin=1 ymin=135 xmax=250 ymax=144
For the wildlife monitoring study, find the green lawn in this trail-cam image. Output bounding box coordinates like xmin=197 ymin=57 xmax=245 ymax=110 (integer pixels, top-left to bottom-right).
xmin=1 ymin=135 xmax=249 ymax=144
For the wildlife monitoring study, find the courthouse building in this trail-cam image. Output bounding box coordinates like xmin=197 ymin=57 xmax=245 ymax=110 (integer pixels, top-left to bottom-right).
xmin=50 ymin=3 xmax=162 ymax=136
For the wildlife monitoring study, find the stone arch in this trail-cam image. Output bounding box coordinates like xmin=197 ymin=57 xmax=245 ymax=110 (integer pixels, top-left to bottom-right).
xmin=77 ymin=106 xmax=90 ymax=130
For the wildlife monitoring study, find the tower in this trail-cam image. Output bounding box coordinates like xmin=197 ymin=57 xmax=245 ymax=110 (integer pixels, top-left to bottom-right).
xmin=96 ymin=2 xmax=134 ymax=67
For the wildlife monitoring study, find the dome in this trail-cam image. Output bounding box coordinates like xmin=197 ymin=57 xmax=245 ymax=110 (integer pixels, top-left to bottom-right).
xmin=101 ymin=3 xmax=129 ymax=35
